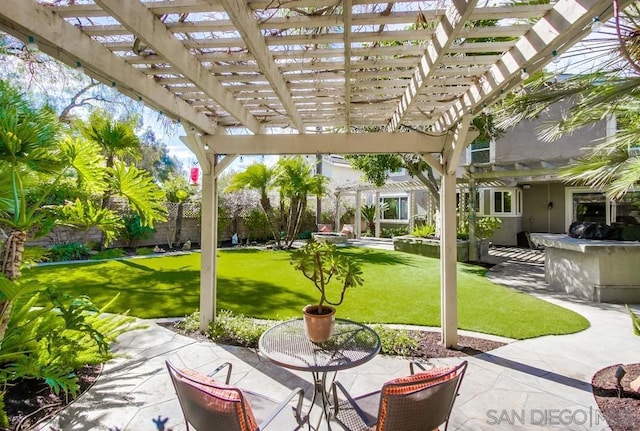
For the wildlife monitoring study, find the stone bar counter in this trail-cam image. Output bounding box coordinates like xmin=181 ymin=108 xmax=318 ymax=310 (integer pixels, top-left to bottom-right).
xmin=530 ymin=233 xmax=640 ymax=303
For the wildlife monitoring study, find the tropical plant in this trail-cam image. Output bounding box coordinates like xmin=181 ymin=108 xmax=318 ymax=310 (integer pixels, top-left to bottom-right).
xmin=47 ymin=242 xmax=91 ymax=262
xmin=243 ymin=208 xmax=269 ymax=241
xmin=412 ymin=223 xmax=436 ymax=238
xmin=290 ymin=238 xmax=363 ymax=313
xmin=0 ymin=278 xmax=139 ymax=426
xmin=120 ymin=213 xmax=155 ymax=248
xmin=0 ymin=81 xmax=151 ymax=420
xmin=163 ymin=173 xmax=196 ymax=248
xmin=57 ymin=198 xmax=123 ymax=246
xmin=275 ymin=157 xmax=328 ymax=248
xmin=76 ymin=111 xmax=166 ymax=247
xmin=225 ymin=163 xmax=281 ymax=246
xmin=495 ymin=3 xmax=640 ymax=200
xmin=78 ymin=109 xmax=140 ymax=170
xmin=361 ymin=202 xmax=388 ymax=236
xmin=457 ymin=214 xmax=502 ymax=241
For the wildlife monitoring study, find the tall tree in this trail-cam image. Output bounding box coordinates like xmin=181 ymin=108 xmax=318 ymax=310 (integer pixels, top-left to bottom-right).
xmin=135 ymin=127 xmax=181 ymax=183
xmin=344 ymin=115 xmax=502 ymax=212
xmin=225 ymin=163 xmax=281 ymax=247
xmin=0 ymin=80 xmax=107 ymax=343
xmin=275 ymin=157 xmax=328 ymax=248
xmin=495 ymin=3 xmax=640 ymax=199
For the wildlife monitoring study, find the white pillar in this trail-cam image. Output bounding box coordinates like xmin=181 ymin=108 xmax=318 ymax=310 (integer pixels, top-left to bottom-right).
xmin=375 ymin=191 xmax=381 ymax=238
xmin=334 ymin=192 xmax=341 ymax=232
xmin=355 ymin=190 xmax=362 ymax=240
xmin=440 ymin=171 xmax=458 ymax=348
xmin=199 ymin=162 xmax=219 ymax=331
xmin=409 ymin=190 xmax=417 ymax=231
xmin=468 ymin=178 xmax=478 ymax=262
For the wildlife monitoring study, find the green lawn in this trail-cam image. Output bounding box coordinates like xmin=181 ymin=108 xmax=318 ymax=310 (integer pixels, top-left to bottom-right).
xmin=21 ymin=247 xmax=589 ymax=339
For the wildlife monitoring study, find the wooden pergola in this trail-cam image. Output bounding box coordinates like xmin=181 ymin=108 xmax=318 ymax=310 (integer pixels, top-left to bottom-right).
xmin=0 ymin=0 xmax=629 ymax=347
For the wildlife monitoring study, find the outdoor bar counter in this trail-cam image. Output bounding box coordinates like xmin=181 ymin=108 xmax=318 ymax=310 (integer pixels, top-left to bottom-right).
xmin=530 ymin=233 xmax=640 ymax=303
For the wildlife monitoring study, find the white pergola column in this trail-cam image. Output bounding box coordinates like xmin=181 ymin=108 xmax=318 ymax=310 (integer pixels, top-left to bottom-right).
xmin=375 ymin=191 xmax=381 ymax=238
xmin=440 ymin=171 xmax=458 ymax=348
xmin=199 ymin=160 xmax=219 ymax=331
xmin=468 ymin=178 xmax=478 ymax=262
xmin=355 ymin=190 xmax=362 ymax=240
xmin=439 ymin=115 xmax=472 ymax=348
xmin=409 ymin=190 xmax=417 ymax=231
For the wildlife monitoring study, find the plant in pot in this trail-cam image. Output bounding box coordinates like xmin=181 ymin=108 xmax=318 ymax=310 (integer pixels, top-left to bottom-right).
xmin=290 ymin=238 xmax=363 ymax=342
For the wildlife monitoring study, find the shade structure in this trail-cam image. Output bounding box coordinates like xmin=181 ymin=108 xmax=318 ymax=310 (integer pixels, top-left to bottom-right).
xmin=0 ymin=0 xmax=632 ymax=347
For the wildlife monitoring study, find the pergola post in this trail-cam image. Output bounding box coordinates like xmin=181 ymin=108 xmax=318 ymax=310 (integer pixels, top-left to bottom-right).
xmin=439 ymin=115 xmax=472 ymax=348
xmin=199 ymin=158 xmax=219 ymax=332
xmin=375 ymin=191 xmax=381 ymax=238
xmin=468 ymin=178 xmax=478 ymax=262
xmin=355 ymin=190 xmax=362 ymax=240
xmin=440 ymin=171 xmax=458 ymax=348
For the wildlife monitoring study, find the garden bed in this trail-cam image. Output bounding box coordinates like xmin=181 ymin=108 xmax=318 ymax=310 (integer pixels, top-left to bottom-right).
xmin=393 ymin=235 xmax=470 ymax=262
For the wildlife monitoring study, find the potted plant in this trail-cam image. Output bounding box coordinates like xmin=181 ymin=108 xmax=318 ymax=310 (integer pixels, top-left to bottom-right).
xmin=290 ymin=238 xmax=364 ymax=342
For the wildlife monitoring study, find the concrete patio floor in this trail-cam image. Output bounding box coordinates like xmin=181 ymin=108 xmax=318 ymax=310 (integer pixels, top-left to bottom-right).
xmin=38 ymin=246 xmax=640 ymax=431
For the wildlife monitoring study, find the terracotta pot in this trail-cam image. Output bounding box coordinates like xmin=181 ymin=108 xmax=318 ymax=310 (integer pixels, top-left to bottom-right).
xmin=302 ymin=304 xmax=336 ymax=343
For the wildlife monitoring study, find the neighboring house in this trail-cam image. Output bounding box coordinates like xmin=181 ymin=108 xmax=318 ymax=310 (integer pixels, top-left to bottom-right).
xmin=327 ymin=104 xmax=639 ymax=245
xmin=465 ymin=105 xmax=640 ymax=245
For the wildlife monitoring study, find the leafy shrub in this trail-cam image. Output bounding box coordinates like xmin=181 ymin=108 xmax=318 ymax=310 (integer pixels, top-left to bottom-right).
xmin=89 ymin=248 xmax=125 ymax=260
xmin=457 ymin=214 xmax=502 ymax=240
xmin=0 ymin=282 xmax=141 ymax=423
xmin=243 ymin=208 xmax=269 ymax=241
xmin=297 ymin=230 xmax=312 ymax=240
xmin=208 ymin=309 xmax=273 ymax=347
xmin=179 ymin=310 xmax=421 ymax=357
xmin=120 ymin=214 xmax=155 ymax=247
xmin=178 ymin=311 xmax=201 ymax=332
xmin=47 ymin=243 xmax=90 ymax=262
xmin=373 ymin=325 xmax=420 ymax=356
xmin=135 ymin=247 xmax=154 ymax=256
xmin=381 ymin=227 xmax=409 ymax=238
xmin=412 ymin=224 xmax=436 ymax=238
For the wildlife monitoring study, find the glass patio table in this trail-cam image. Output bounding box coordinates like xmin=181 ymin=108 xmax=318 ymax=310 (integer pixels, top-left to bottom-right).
xmin=258 ymin=318 xmax=381 ymax=430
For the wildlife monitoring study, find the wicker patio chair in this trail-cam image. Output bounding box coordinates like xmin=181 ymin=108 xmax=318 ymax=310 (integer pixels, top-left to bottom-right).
xmin=332 ymin=360 xmax=468 ymax=431
xmin=166 ymin=360 xmax=308 ymax=431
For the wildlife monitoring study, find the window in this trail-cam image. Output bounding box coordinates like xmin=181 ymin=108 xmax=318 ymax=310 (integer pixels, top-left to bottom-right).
xmin=469 ymin=140 xmax=491 ymax=164
xmin=477 ymin=188 xmax=522 ymax=216
xmin=380 ymin=196 xmax=408 ymax=220
xmin=494 ymin=190 xmax=512 ymax=213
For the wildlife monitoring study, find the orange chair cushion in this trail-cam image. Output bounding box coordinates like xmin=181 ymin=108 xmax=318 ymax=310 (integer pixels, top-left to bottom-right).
xmin=319 ymin=224 xmax=331 ymax=232
xmin=377 ymin=366 xmax=455 ymax=431
xmin=179 ymin=368 xmax=259 ymax=431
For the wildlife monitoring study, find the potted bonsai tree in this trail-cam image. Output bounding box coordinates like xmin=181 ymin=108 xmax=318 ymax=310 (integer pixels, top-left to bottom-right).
xmin=290 ymin=238 xmax=364 ymax=342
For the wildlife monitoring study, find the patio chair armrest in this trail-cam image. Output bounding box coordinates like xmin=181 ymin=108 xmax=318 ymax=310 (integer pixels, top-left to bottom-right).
xmin=332 ymin=381 xmax=379 ymax=428
xmin=409 ymin=360 xmax=427 ymax=375
xmin=260 ymin=387 xmax=308 ymax=430
xmin=208 ymin=361 xmax=233 ymax=384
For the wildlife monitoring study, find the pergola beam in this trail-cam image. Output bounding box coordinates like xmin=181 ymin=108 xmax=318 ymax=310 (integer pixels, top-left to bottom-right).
xmin=0 ymin=0 xmax=218 ymax=136
xmin=343 ymin=0 xmax=353 ymax=131
xmin=202 ymin=132 xmax=448 ymax=155
xmin=94 ymin=0 xmax=262 ymax=134
xmin=217 ymin=0 xmax=305 ymax=134
xmin=437 ymin=0 xmax=636 ymax=130
xmin=388 ymin=0 xmax=479 ymax=131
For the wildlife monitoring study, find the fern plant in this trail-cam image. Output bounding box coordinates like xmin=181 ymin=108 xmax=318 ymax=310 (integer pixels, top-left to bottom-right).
xmin=0 ymin=276 xmax=142 ymax=423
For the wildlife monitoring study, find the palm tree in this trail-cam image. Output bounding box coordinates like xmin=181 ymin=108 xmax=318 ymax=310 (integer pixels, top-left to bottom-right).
xmin=225 ymin=163 xmax=281 ymax=246
xmin=495 ymin=3 xmax=640 ymax=199
xmin=79 ymin=109 xmax=141 ymax=169
xmin=275 ymin=157 xmax=328 ymax=248
xmin=76 ymin=110 xmax=165 ymax=244
xmin=0 ymin=81 xmax=105 ymax=341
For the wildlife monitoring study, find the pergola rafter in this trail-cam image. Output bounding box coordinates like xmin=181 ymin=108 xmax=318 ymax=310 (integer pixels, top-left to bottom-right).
xmin=0 ymin=0 xmax=632 ymax=348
